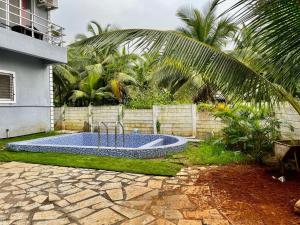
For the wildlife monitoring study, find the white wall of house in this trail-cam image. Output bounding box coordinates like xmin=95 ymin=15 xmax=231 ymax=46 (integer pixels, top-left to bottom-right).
xmin=0 ymin=49 xmax=51 ymax=138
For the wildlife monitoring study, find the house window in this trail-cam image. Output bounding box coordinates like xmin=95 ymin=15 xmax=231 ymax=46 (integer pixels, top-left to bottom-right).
xmin=0 ymin=71 xmax=16 ymax=103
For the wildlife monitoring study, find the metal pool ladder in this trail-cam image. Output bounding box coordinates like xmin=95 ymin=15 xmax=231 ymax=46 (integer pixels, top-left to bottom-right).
xmin=98 ymin=122 xmax=109 ymax=148
xmin=115 ymin=121 xmax=125 ymax=148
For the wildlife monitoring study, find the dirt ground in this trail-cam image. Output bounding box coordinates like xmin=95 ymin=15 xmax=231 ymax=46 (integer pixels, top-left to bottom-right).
xmin=196 ymin=165 xmax=300 ymax=225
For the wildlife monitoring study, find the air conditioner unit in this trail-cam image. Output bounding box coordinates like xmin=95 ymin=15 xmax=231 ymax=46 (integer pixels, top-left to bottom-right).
xmin=37 ymin=0 xmax=58 ymax=10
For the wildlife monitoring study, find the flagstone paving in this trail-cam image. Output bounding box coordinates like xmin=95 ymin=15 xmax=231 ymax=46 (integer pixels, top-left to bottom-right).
xmin=0 ymin=162 xmax=230 ymax=225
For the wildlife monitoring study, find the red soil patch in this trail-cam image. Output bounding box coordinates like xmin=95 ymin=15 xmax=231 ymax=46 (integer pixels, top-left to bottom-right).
xmin=196 ymin=165 xmax=300 ymax=225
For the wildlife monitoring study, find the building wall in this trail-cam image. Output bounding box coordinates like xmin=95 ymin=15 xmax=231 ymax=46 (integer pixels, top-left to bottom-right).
xmin=34 ymin=0 xmax=49 ymax=34
xmin=0 ymin=49 xmax=51 ymax=138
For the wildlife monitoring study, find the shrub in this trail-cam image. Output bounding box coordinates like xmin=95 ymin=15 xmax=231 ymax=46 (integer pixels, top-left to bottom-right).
xmin=126 ymin=89 xmax=175 ymax=109
xmin=200 ymin=103 xmax=284 ymax=162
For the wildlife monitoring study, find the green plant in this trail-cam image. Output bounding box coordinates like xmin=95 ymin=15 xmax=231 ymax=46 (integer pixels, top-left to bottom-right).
xmin=77 ymin=1 xmax=300 ymax=114
xmin=75 ymin=21 xmax=119 ymax=42
xmin=126 ymin=89 xmax=175 ymax=109
xmin=150 ymin=2 xmax=238 ymax=103
xmin=208 ymin=104 xmax=283 ymax=162
xmin=228 ymin=0 xmax=300 ymax=94
xmin=156 ymin=120 xmax=161 ymax=134
xmin=54 ymin=44 xmax=152 ymax=106
xmin=167 ymin=141 xmax=250 ymax=166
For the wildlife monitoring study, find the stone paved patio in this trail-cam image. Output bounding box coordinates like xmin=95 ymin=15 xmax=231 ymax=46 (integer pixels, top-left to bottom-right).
xmin=0 ymin=162 xmax=230 ymax=225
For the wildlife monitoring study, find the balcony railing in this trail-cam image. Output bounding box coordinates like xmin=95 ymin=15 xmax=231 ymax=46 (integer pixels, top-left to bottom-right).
xmin=0 ymin=0 xmax=64 ymax=46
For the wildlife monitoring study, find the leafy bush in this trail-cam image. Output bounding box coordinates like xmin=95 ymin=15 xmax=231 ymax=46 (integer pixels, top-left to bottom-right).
xmin=200 ymin=103 xmax=284 ymax=162
xmin=126 ymin=89 xmax=176 ymax=109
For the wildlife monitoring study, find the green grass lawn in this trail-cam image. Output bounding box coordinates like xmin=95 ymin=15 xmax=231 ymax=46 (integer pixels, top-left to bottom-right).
xmin=168 ymin=140 xmax=251 ymax=166
xmin=0 ymin=132 xmax=58 ymax=150
xmin=0 ymin=132 xmax=182 ymax=176
xmin=0 ymin=132 xmax=250 ymax=176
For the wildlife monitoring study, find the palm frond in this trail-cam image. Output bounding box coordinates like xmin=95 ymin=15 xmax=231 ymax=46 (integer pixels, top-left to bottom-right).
xmin=95 ymin=91 xmax=115 ymax=101
xmin=227 ymin=0 xmax=300 ymax=89
xmin=80 ymin=65 xmax=102 ymax=93
xmin=53 ymin=65 xmax=77 ymax=85
xmin=116 ymin=72 xmax=138 ymax=86
xmin=110 ymin=79 xmax=121 ymax=100
xmin=75 ymin=34 xmax=88 ymax=42
xmin=87 ymin=21 xmax=102 ymax=36
xmin=78 ymin=28 xmax=300 ymax=113
xmin=69 ymin=90 xmax=88 ymax=101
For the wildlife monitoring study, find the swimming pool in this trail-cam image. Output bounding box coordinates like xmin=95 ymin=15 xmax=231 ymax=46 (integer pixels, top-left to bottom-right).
xmin=7 ymin=133 xmax=187 ymax=159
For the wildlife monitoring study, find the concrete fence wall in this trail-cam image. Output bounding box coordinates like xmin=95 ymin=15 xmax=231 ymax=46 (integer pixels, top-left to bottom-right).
xmin=64 ymin=107 xmax=89 ymax=131
xmin=54 ymin=104 xmax=200 ymax=137
xmin=123 ymin=109 xmax=153 ymax=134
xmin=154 ymin=105 xmax=196 ymax=137
xmin=92 ymin=106 xmax=121 ymax=133
xmin=54 ymin=104 xmax=300 ymax=139
xmin=196 ymin=111 xmax=225 ymax=139
xmin=275 ymin=103 xmax=300 ymax=140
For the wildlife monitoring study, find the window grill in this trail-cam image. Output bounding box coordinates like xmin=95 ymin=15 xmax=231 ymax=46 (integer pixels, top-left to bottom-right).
xmin=0 ymin=71 xmax=15 ymax=103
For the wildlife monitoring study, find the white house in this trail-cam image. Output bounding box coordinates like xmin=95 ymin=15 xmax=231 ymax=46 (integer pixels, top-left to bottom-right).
xmin=0 ymin=0 xmax=67 ymax=138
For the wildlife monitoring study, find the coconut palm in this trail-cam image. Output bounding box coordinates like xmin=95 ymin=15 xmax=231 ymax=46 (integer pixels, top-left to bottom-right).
xmin=53 ymin=65 xmax=77 ymax=106
xmin=54 ymin=44 xmax=146 ymax=106
xmin=177 ymin=3 xmax=237 ymax=49
xmin=154 ymin=2 xmax=238 ymax=102
xmin=69 ymin=64 xmax=115 ymax=105
xmin=226 ymin=0 xmax=300 ymax=94
xmin=76 ymin=0 xmax=300 ymax=114
xmin=75 ymin=21 xmax=118 ymax=41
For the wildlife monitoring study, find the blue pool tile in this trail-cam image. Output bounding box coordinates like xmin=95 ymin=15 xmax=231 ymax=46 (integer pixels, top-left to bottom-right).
xmin=7 ymin=133 xmax=187 ymax=159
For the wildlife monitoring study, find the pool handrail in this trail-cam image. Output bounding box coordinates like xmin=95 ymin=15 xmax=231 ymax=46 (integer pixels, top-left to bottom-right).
xmin=115 ymin=121 xmax=125 ymax=147
xmin=97 ymin=121 xmax=109 ymax=148
xmin=102 ymin=122 xmax=109 ymax=146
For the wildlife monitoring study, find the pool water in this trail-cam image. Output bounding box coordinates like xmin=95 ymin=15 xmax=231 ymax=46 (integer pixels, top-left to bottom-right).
xmin=7 ymin=133 xmax=187 ymax=159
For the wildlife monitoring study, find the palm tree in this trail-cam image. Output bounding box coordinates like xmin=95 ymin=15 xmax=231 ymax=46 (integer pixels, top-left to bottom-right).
xmin=54 ymin=45 xmax=144 ymax=106
xmin=76 ymin=0 xmax=300 ymax=114
xmin=226 ymin=0 xmax=300 ymax=95
xmin=53 ymin=64 xmax=77 ymax=106
xmin=75 ymin=21 xmax=118 ymax=42
xmin=69 ymin=64 xmax=115 ymax=105
xmin=177 ymin=4 xmax=237 ymax=49
xmin=154 ymin=2 xmax=237 ymax=102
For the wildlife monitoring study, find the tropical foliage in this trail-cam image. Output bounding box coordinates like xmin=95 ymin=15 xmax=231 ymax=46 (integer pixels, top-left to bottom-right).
xmin=126 ymin=89 xmax=175 ymax=109
xmin=53 ymin=45 xmax=156 ymax=106
xmin=176 ymin=3 xmax=237 ymax=49
xmin=54 ymin=25 xmax=171 ymax=107
xmin=75 ymin=21 xmax=118 ymax=41
xmin=153 ymin=1 xmax=237 ymax=102
xmin=200 ymin=103 xmax=285 ymax=161
xmin=227 ymin=0 xmax=300 ymax=95
xmin=76 ymin=0 xmax=300 ymax=114
xmin=54 ymin=1 xmax=300 ymax=113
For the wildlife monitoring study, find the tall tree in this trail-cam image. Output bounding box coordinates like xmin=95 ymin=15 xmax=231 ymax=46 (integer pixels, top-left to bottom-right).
xmin=226 ymin=0 xmax=300 ymax=95
xmin=53 ymin=45 xmax=145 ymax=106
xmin=154 ymin=2 xmax=238 ymax=102
xmin=177 ymin=3 xmax=237 ymax=49
xmin=77 ymin=0 xmax=300 ymax=113
xmin=75 ymin=21 xmax=118 ymax=42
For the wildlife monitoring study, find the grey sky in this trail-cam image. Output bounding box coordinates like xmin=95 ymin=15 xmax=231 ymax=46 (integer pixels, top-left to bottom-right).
xmin=52 ymin=0 xmax=235 ymax=43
